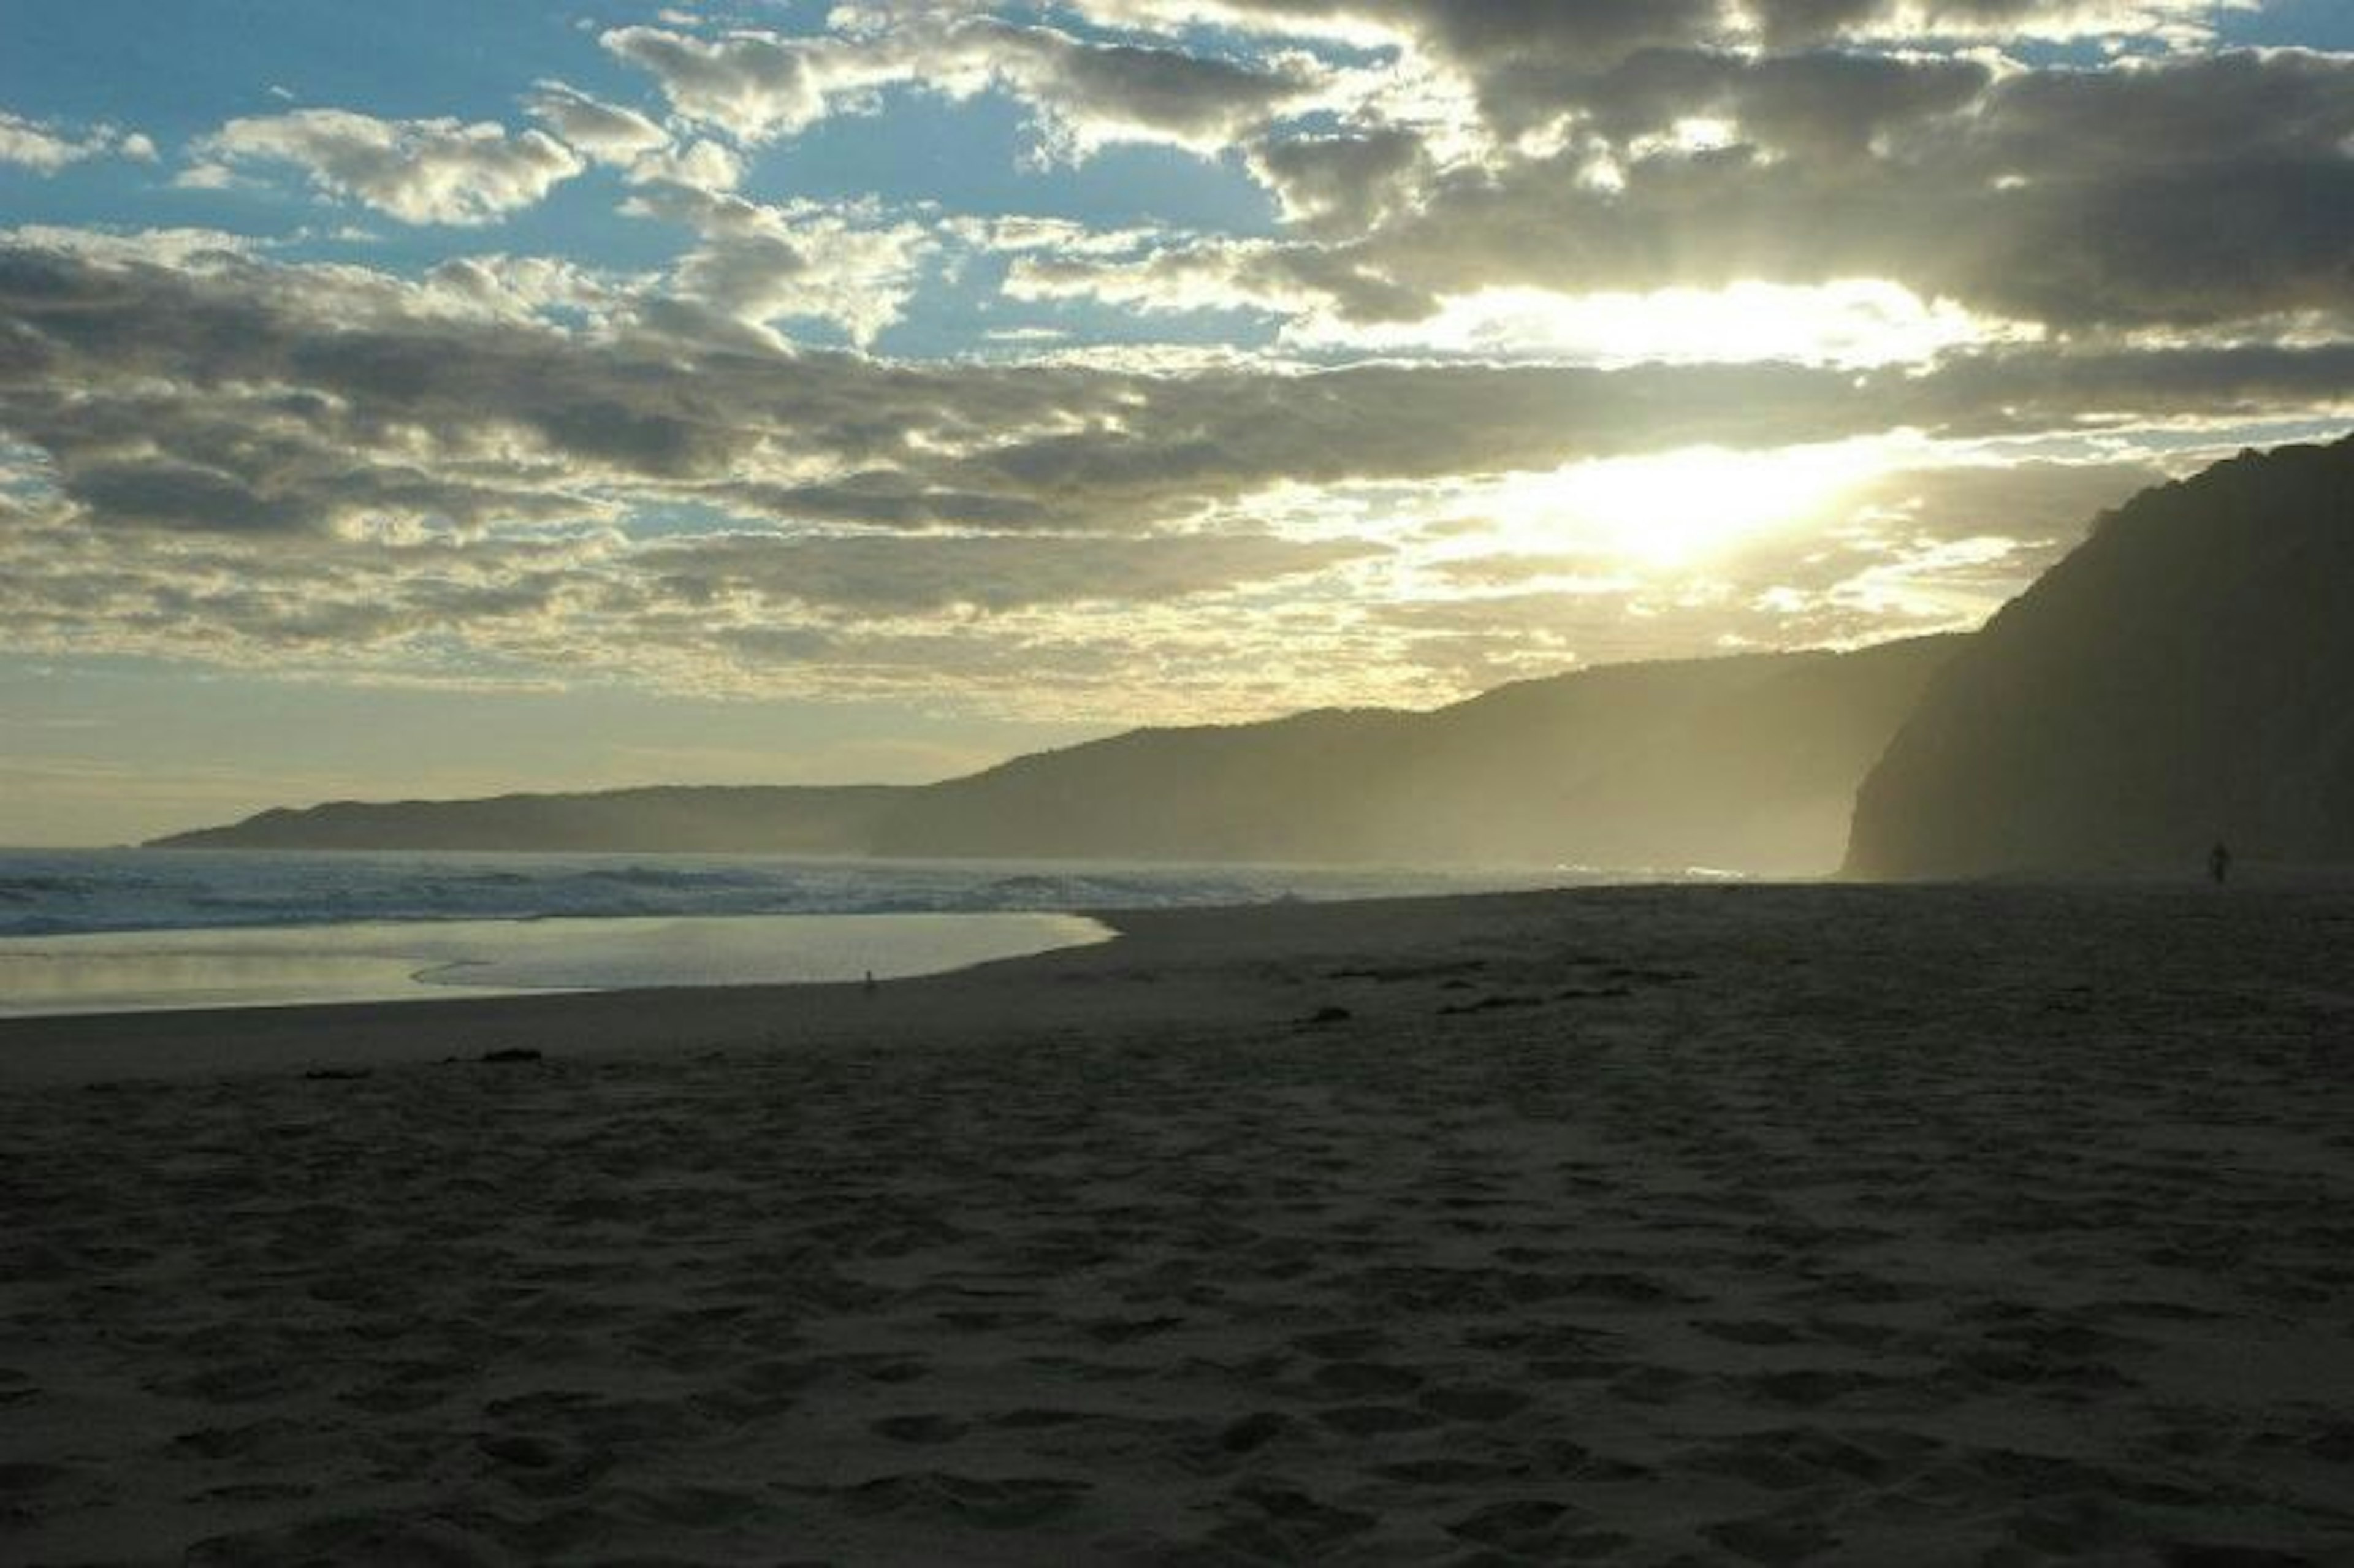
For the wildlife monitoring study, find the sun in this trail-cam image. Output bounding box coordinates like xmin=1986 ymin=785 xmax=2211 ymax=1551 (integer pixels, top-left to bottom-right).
xmin=1496 ymin=443 xmax=1883 ymax=569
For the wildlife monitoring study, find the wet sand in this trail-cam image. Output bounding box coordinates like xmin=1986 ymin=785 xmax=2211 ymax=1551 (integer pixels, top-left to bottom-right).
xmin=4 ymin=883 xmax=2352 ymax=1564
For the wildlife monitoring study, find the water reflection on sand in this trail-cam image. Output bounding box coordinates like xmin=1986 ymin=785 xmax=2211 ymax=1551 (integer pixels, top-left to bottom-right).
xmin=0 ymin=911 xmax=1112 ymax=1017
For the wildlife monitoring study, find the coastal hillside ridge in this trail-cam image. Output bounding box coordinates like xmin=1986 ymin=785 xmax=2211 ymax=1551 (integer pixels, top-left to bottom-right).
xmin=148 ymin=785 xmax=913 ymax=856
xmin=150 ymin=637 xmax=1960 ymax=873
xmin=1846 ymin=432 xmax=2354 ymax=880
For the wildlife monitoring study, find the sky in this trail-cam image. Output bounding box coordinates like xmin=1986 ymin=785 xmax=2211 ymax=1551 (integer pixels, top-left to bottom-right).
xmin=3 ymin=0 xmax=2352 ymax=843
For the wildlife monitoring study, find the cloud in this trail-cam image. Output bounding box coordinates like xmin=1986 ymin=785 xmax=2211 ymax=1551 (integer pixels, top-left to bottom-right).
xmin=603 ymin=15 xmax=1311 ymax=157
xmin=0 ymin=239 xmax=2344 ymax=715
xmin=1744 ymin=1 xmax=2249 ymax=47
xmin=581 ymin=9 xmax=2348 ymax=351
xmin=64 ymin=458 xmax=312 ymax=534
xmin=194 ymin=110 xmax=586 ymax=225
xmin=622 ymin=184 xmax=933 ymax=345
xmin=0 ymin=110 xmax=153 ymax=173
xmin=956 ymin=18 xmax=1312 ymax=157
xmin=600 ymin=26 xmax=867 ymax=142
xmin=1248 ymin=127 xmax=1431 ymax=232
xmin=1075 ymin=0 xmax=2241 ymax=56
xmin=526 ymin=82 xmax=669 ymax=166
xmin=638 ymin=528 xmax=1376 ymax=613
xmin=0 ymin=224 xmax=258 ymax=267
xmin=1078 ymin=48 xmax=2354 ymax=338
xmin=6 ymin=241 xmax=2346 ymax=547
xmin=525 ymin=78 xmax=744 ymax=192
xmin=1281 ymin=279 xmax=2024 ymax=366
xmin=1474 ymin=40 xmax=1993 ymax=147
xmin=630 ymin=138 xmax=745 ymax=192
xmin=1008 ymin=235 xmax=1438 ymax=325
xmin=421 ymin=253 xmax=644 ymax=325
xmin=1358 ymin=450 xmax=2194 ymax=676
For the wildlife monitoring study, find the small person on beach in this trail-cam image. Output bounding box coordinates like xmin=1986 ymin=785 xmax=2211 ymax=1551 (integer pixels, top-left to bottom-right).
xmin=2208 ymin=840 xmax=2232 ymax=885
xmin=863 ymin=969 xmax=878 ymax=997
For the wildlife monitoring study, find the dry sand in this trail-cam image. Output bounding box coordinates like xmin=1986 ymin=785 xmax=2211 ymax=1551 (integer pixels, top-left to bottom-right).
xmin=2 ymin=883 xmax=2352 ymax=1564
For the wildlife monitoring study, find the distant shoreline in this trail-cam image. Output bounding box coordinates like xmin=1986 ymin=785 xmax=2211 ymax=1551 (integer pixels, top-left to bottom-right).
xmin=0 ymin=877 xmax=2323 ymax=1085
xmin=0 ymin=909 xmax=1114 ymax=1023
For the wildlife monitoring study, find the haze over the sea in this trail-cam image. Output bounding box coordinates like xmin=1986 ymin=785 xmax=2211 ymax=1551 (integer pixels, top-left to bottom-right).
xmin=5 ymin=0 xmax=2354 ymax=842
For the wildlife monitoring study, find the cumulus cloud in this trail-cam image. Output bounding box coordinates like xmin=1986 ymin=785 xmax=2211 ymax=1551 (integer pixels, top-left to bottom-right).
xmin=958 ymin=17 xmax=1312 ymax=156
xmin=622 ymin=184 xmax=932 ymax=345
xmin=1075 ymin=0 xmax=2241 ymax=56
xmin=1472 ymin=39 xmax=1993 ymax=147
xmin=6 ymin=242 xmax=2344 ymax=546
xmin=520 ymin=78 xmax=760 ymax=195
xmin=421 ymin=253 xmax=645 ymax=325
xmin=1249 ymin=127 xmax=1431 ymax=232
xmin=0 ymin=240 xmax=2345 ymax=710
xmin=600 ymin=26 xmax=869 ymax=142
xmin=0 ymin=110 xmax=153 ymax=172
xmin=194 ymin=110 xmax=586 ymax=225
xmin=0 ymin=224 xmax=257 ymax=267
xmin=603 ymin=15 xmax=1311 ymax=156
xmin=1008 ymin=236 xmax=1436 ymax=326
xmin=525 ymin=82 xmax=669 ymax=166
xmin=496 ymin=6 xmax=2353 ymax=355
xmin=638 ymin=528 xmax=1376 ymax=614
xmin=1041 ymin=47 xmax=2354 ymax=338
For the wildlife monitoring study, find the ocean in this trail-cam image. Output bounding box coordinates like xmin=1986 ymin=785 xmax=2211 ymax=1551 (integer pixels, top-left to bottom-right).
xmin=0 ymin=848 xmax=1583 ymax=1016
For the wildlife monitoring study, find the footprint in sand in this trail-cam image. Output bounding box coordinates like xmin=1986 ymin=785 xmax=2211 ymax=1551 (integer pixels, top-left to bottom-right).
xmin=151 ymin=1358 xmax=319 ymax=1405
xmin=1314 ymin=1402 xmax=1441 ymax=1436
xmin=1209 ymin=1481 xmax=1378 ymax=1558
xmin=1706 ymin=1510 xmax=1841 ymax=1563
xmin=196 ymin=1480 xmax=314 ymax=1504
xmin=1080 ymin=1313 xmax=1184 ymax=1345
xmin=1290 ymin=1326 xmax=1391 ymax=1360
xmin=0 ymin=1460 xmax=72 ymax=1499
xmin=475 ymin=1432 xmax=563 ymax=1469
xmin=1739 ymin=1365 xmax=1903 ymax=1410
xmin=988 ymin=1407 xmax=1089 ymax=1431
xmin=872 ymin=1413 xmax=971 ymax=1444
xmin=844 ymin=1471 xmax=1090 ymax=1529
xmin=847 ymin=1353 xmax=931 ymax=1384
xmin=1691 ymin=1317 xmax=1807 ymax=1347
xmin=1309 ymin=1360 xmax=1423 ymax=1399
xmin=1214 ymin=1410 xmax=1293 ymax=1455
xmin=1376 ymin=1456 xmax=1531 ymax=1488
xmin=1448 ymin=1498 xmax=1583 ymax=1553
xmin=1681 ymin=1437 xmax=1827 ymax=1493
xmin=185 ymin=1515 xmax=504 ymax=1566
xmin=1419 ymin=1383 xmax=1532 ymax=1421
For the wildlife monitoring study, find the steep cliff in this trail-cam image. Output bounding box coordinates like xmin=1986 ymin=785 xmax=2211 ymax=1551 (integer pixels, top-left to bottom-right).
xmin=1846 ymin=436 xmax=2354 ymax=879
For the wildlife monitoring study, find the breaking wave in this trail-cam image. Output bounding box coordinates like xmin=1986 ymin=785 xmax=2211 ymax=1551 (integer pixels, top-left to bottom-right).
xmin=0 ymin=848 xmax=1578 ymax=939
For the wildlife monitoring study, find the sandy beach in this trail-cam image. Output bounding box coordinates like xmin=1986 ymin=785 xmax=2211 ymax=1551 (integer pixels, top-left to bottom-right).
xmin=4 ymin=883 xmax=2353 ymax=1564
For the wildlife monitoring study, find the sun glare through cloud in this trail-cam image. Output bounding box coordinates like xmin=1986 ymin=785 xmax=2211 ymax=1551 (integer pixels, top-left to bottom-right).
xmin=1288 ymin=280 xmax=2026 ymax=366
xmin=1498 ymin=443 xmax=1891 ymax=569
